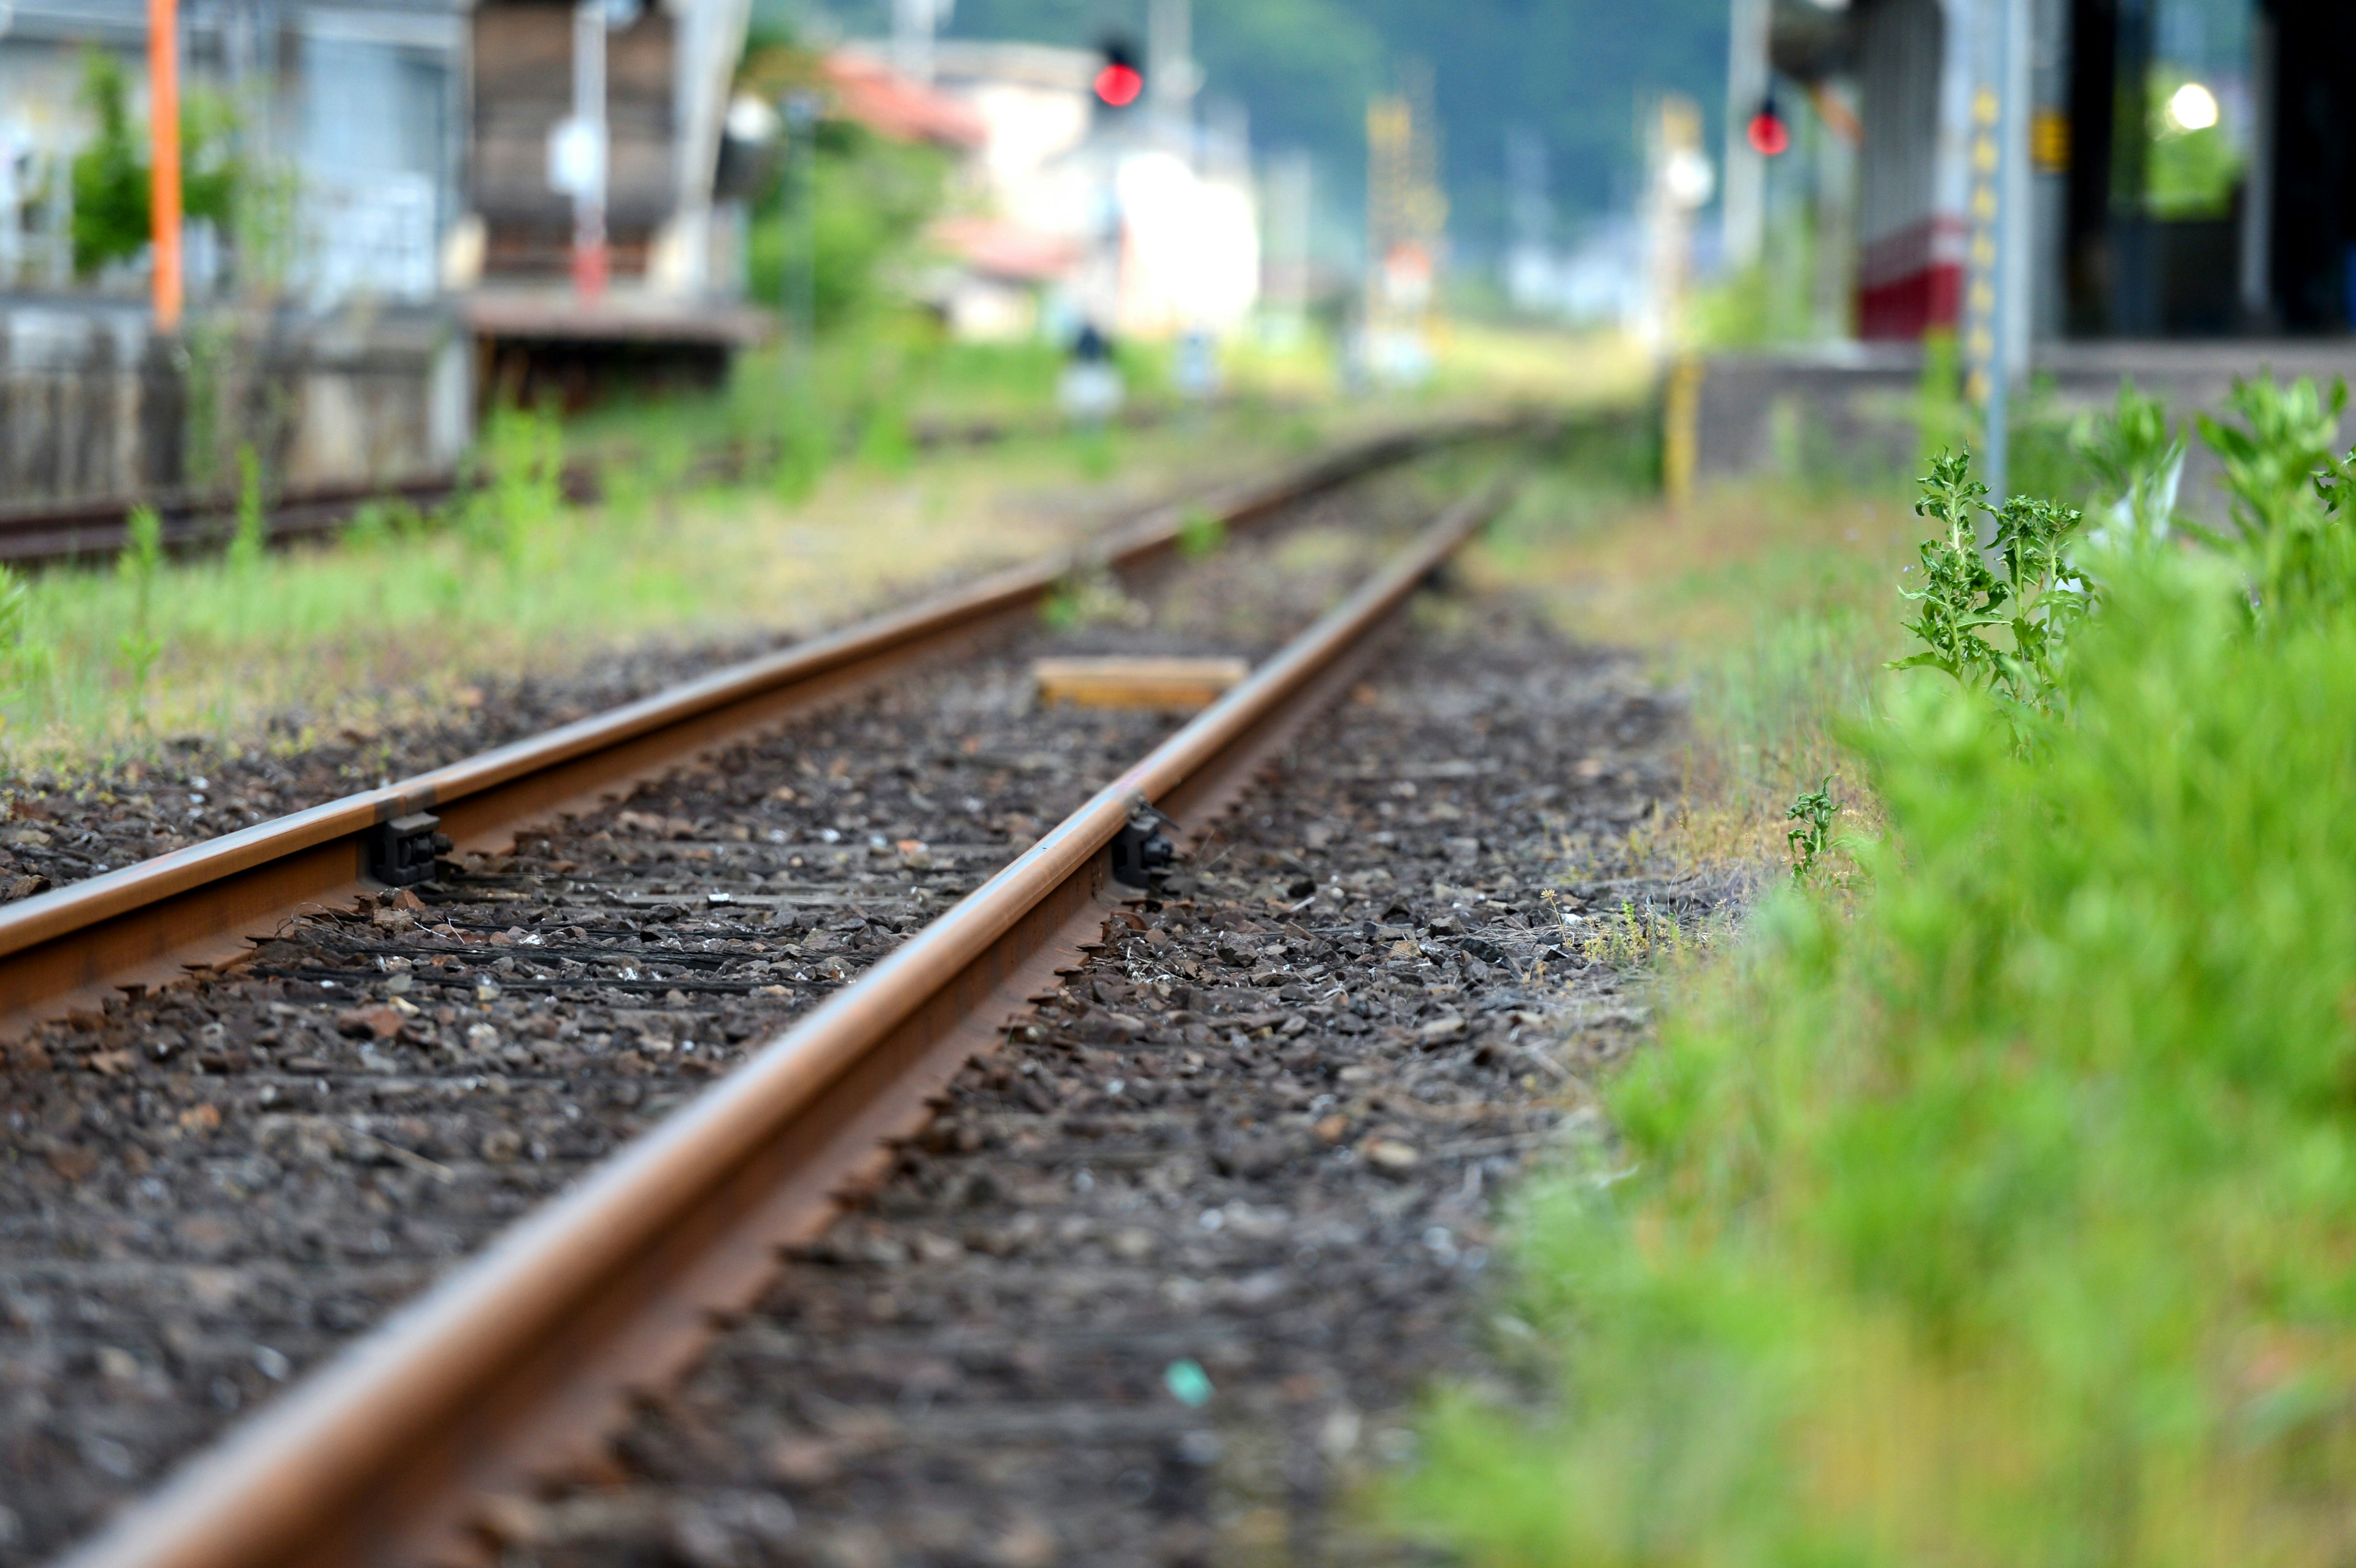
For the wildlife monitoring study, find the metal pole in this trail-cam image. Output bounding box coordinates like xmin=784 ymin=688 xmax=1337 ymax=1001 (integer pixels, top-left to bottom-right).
xmin=783 ymin=93 xmax=820 ymax=405
xmin=1965 ymin=0 xmax=2022 ymax=501
xmin=1722 ymin=0 xmax=1769 ymax=271
xmin=571 ymin=0 xmax=608 ymax=302
xmin=149 ymin=0 xmax=182 ymax=331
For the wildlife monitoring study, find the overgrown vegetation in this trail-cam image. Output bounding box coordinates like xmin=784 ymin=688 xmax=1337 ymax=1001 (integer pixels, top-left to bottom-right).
xmin=1395 ymin=374 xmax=2356 ymax=1564
xmin=0 ymin=399 xmax=1333 ymax=763
xmin=71 ymin=49 xmax=238 ymax=279
xmin=114 ymin=505 xmax=163 ymax=728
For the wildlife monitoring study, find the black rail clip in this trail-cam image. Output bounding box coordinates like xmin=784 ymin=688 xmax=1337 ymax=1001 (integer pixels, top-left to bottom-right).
xmin=368 ymin=811 xmax=451 ymax=888
xmin=1109 ymin=805 xmax=1177 ymax=888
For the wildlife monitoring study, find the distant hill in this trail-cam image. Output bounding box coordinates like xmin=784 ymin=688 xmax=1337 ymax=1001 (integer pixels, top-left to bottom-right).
xmin=789 ymin=0 xmax=1730 ymax=261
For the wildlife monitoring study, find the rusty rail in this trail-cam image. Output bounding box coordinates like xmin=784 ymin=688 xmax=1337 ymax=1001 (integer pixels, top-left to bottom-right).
xmin=55 ymin=475 xmax=1513 ymax=1568
xmin=0 ymin=421 xmax=1525 ymax=1038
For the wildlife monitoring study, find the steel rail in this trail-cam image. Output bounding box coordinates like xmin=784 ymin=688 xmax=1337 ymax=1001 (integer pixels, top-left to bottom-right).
xmin=0 ymin=421 xmax=1510 ymax=1038
xmin=53 ymin=477 xmax=1514 ymax=1568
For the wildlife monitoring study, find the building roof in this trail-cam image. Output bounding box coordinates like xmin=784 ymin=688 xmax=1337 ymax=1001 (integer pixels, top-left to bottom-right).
xmin=822 ymin=53 xmax=987 ymax=148
xmin=930 ymin=215 xmax=1079 ymax=283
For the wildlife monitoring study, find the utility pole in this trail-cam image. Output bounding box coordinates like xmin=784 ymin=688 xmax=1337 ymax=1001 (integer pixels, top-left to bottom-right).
xmin=1147 ymin=0 xmax=1197 ymax=154
xmin=893 ymin=0 xmax=947 ymax=84
xmin=1722 ymin=0 xmax=1769 ymax=271
xmin=149 ymin=0 xmax=182 ymax=331
xmin=569 ymin=0 xmax=609 ymax=302
xmin=782 ymin=91 xmax=821 ymax=403
xmin=1965 ymin=0 xmax=2028 ymax=499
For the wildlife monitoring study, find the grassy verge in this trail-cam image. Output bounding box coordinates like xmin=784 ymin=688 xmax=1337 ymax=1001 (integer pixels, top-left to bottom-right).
xmin=1393 ymin=390 xmax=2356 ymax=1564
xmin=1468 ymin=455 xmax=1919 ymax=878
xmin=0 ymin=404 xmax=1337 ymax=771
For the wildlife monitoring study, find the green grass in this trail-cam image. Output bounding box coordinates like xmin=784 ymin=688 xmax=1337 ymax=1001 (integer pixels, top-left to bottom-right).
xmin=1470 ymin=446 xmax=1917 ymax=875
xmin=0 ymin=398 xmax=1351 ymax=771
xmin=1393 ymin=409 xmax=2356 ymax=1565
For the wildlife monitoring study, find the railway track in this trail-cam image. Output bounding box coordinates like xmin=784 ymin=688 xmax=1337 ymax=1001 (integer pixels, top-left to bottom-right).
xmin=53 ymin=481 xmax=1510 ymax=1568
xmin=0 ymin=428 xmax=1610 ymax=1561
xmin=0 ymin=426 xmax=1734 ymax=1564
xmin=0 ymin=424 xmax=1499 ymax=1037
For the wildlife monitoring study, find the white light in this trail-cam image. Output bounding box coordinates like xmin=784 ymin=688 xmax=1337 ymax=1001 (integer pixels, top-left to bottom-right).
xmin=1665 ymin=148 xmax=1715 ymax=210
xmin=726 ymin=94 xmax=782 ymax=145
xmin=2166 ymin=81 xmax=2219 ymax=133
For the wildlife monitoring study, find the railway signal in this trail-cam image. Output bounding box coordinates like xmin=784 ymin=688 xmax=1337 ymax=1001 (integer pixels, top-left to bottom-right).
xmin=1095 ymin=40 xmax=1144 ymax=108
xmin=1746 ymin=96 xmax=1791 ymax=157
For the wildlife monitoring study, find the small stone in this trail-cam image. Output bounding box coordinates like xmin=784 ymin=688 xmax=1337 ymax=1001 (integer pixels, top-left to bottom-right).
xmin=336 ymin=1005 xmax=404 ymax=1041
xmin=990 ymin=1516 xmax=1058 ymax=1568
xmin=768 ymin=1436 xmax=842 ymax=1486
xmin=1362 ymin=1137 xmax=1421 ymax=1175
xmin=177 ymin=1103 xmax=222 ymax=1134
xmin=1417 ymin=1014 xmax=1468 ymax=1046
xmin=480 ymin=1128 xmax=525 ymax=1163
xmin=1312 ymin=1114 xmax=1350 ymax=1144
xmin=45 ymin=1147 xmax=100 ymax=1180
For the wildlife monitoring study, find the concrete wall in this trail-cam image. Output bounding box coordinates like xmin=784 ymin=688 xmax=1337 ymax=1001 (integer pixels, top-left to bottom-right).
xmin=1695 ymin=339 xmax=2356 ymax=518
xmin=0 ymin=297 xmax=470 ymax=510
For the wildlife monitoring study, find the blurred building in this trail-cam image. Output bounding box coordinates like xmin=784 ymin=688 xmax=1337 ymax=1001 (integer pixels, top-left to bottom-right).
xmin=0 ymin=0 xmax=761 ymax=509
xmin=833 ymin=39 xmax=1078 ymax=340
xmin=1701 ymin=0 xmax=2356 ymax=487
xmin=836 ymin=35 xmax=1260 ymax=345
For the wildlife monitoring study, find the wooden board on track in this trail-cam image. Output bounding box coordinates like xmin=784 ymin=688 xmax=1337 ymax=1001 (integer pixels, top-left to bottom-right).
xmin=1031 ymin=656 xmax=1251 ymax=711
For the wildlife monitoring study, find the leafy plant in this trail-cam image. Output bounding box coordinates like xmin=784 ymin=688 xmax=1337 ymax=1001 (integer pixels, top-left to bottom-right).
xmin=2196 ymin=375 xmax=2356 ymax=617
xmin=226 ymin=443 xmax=268 ymax=574
xmin=1038 ymin=565 xmax=1144 ymax=632
xmin=1176 ymin=505 xmax=1226 ymax=561
xmin=71 ymin=49 xmax=237 ymax=279
xmin=463 ymin=407 xmax=566 ymax=567
xmin=1783 ymin=778 xmax=1838 ymax=880
xmin=1892 ymin=448 xmax=2093 ymax=741
xmin=0 ymin=563 xmax=46 ymax=741
xmin=116 ymin=505 xmax=164 ymax=725
xmin=2076 ymin=377 xmax=2184 ymax=544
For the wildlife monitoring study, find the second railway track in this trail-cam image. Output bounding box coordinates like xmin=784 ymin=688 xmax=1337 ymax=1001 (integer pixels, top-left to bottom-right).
xmin=0 ymin=433 xmax=1572 ymax=1565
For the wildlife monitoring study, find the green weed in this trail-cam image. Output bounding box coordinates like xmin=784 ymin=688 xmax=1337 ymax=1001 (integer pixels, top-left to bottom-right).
xmin=1176 ymin=505 xmax=1226 ymax=561
xmin=1892 ymin=449 xmax=2093 ymax=742
xmin=2196 ymin=374 xmax=2356 ymax=618
xmin=462 ymin=407 xmax=566 ymax=568
xmin=1037 ymin=566 xmax=1145 ymax=632
xmin=2077 ymin=378 xmax=2184 ymax=543
xmin=1782 ymin=778 xmax=1837 ymax=880
xmin=227 ymin=443 xmax=268 ymax=574
xmin=0 ymin=563 xmax=43 ymax=743
xmin=115 ymin=505 xmax=163 ymax=726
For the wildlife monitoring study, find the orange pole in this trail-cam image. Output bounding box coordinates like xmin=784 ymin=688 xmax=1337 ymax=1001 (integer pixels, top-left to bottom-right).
xmin=149 ymin=0 xmax=182 ymax=332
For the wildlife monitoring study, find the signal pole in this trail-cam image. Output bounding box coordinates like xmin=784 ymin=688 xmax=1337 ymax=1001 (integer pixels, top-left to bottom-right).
xmin=149 ymin=0 xmax=182 ymax=331
xmin=1965 ymin=0 xmax=2028 ymax=499
xmin=569 ymin=0 xmax=609 ymax=303
xmin=1722 ymin=0 xmax=1768 ymax=271
xmin=1147 ymin=0 xmax=1196 ymax=153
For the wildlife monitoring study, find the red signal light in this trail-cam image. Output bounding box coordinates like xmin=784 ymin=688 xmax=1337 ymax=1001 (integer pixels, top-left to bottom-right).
xmin=1095 ymin=61 xmax=1144 ymax=107
xmin=1747 ymin=107 xmax=1790 ymax=156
